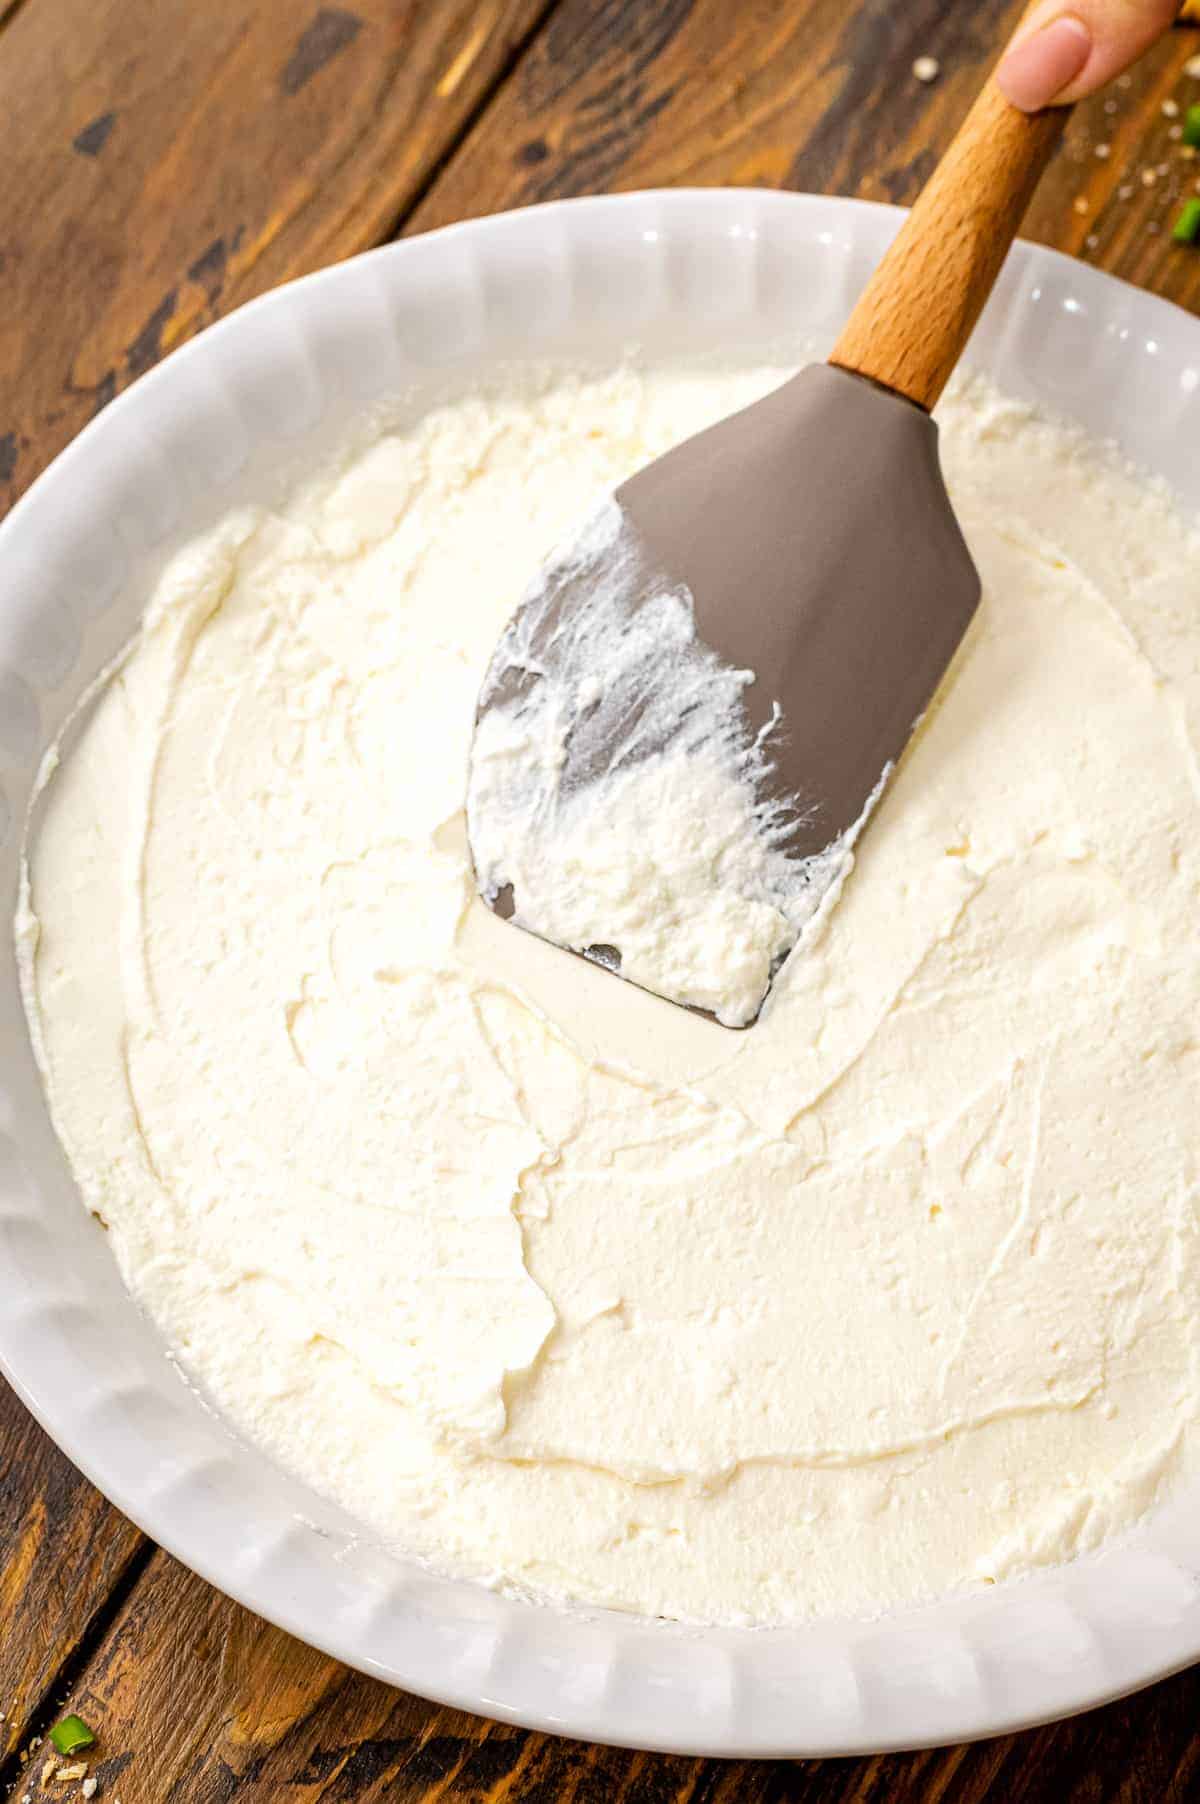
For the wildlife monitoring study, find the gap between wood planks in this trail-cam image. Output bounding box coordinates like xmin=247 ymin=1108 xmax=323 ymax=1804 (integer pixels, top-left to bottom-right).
xmin=0 ymin=1542 xmax=153 ymax=1800
xmin=383 ymin=0 xmax=566 ymax=241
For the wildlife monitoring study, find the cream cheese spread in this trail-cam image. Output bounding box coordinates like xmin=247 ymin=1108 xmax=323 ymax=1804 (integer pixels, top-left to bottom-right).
xmin=19 ymin=364 xmax=1200 ymax=1625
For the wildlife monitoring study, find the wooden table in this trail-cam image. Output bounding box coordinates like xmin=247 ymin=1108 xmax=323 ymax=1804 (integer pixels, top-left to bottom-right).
xmin=3 ymin=2 xmax=1200 ymax=1797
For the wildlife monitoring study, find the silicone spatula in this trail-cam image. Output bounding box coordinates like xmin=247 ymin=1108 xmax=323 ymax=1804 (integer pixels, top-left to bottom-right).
xmin=467 ymin=44 xmax=1069 ymax=1027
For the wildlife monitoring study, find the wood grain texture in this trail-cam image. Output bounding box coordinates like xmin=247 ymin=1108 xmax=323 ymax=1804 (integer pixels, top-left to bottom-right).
xmin=409 ymin=0 xmax=1032 ymax=224
xmin=1023 ymin=24 xmax=1200 ymax=287
xmin=832 ymin=80 xmax=1067 ymax=407
xmin=19 ymin=1547 xmax=1200 ymax=1803
xmin=406 ymin=0 xmax=1200 ymax=325
xmin=5 ymin=0 xmax=1200 ymax=1799
xmin=0 ymin=1391 xmax=146 ymax=1770
xmin=0 ymin=0 xmax=557 ymax=515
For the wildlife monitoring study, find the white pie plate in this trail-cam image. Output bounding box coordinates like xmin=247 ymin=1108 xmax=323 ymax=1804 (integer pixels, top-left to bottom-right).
xmin=1 ymin=191 xmax=1198 ymax=1759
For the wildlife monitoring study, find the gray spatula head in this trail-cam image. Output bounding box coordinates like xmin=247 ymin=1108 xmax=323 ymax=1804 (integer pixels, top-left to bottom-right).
xmin=467 ymin=363 xmax=980 ymax=1027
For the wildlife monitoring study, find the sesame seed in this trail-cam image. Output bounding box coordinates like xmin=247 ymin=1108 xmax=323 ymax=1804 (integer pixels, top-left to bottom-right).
xmin=82 ymin=1780 xmax=98 ymax=1800
xmin=913 ymin=55 xmax=941 ymax=83
xmin=1119 ymin=183 xmax=1135 ymax=198
xmin=1163 ymin=98 xmax=1180 ymax=118
xmin=1073 ymin=196 xmax=1089 ymax=214
xmin=1086 ymin=233 xmax=1100 ymax=248
xmin=1187 ymin=55 xmax=1200 ymax=80
xmin=1170 ymin=123 xmax=1184 ymax=141
xmin=1143 ymin=168 xmax=1159 ymax=186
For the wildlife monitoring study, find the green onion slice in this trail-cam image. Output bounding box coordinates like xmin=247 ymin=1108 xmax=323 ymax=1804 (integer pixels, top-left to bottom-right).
xmin=1172 ymin=198 xmax=1200 ymax=245
xmin=50 ymin=1715 xmax=96 ymax=1756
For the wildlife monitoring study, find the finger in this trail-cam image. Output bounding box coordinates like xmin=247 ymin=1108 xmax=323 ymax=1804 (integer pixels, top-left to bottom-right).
xmin=997 ymin=0 xmax=1181 ymax=110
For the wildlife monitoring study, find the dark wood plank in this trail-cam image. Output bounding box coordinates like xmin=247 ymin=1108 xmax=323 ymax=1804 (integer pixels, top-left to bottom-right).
xmin=0 ymin=1391 xmax=146 ymax=1770
xmin=23 ymin=1547 xmax=1200 ymax=1802
xmin=407 ymin=0 xmax=1200 ymax=320
xmin=0 ymin=0 xmax=558 ymax=516
xmin=1025 ymin=24 xmax=1200 ymax=282
xmin=407 ymin=0 xmax=1033 ymax=222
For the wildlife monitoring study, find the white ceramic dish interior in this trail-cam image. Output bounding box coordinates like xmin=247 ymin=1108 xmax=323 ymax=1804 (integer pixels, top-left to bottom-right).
xmin=1 ymin=192 xmax=1198 ymax=1759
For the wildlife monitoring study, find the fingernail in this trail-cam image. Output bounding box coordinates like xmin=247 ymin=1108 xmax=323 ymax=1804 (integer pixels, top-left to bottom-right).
xmin=997 ymin=15 xmax=1093 ymax=111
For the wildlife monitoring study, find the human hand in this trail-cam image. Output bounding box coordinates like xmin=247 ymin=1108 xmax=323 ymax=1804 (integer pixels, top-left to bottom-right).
xmin=997 ymin=1 xmax=1180 ymax=109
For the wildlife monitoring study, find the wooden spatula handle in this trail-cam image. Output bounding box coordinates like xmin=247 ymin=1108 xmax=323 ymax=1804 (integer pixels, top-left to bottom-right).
xmin=830 ymin=76 xmax=1068 ymax=412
